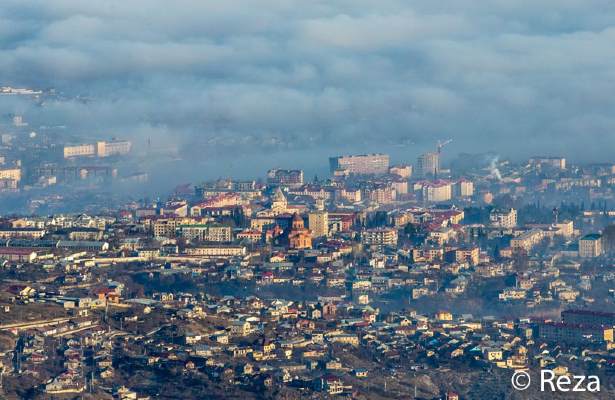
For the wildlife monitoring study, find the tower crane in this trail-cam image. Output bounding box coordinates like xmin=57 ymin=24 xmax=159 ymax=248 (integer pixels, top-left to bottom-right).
xmin=437 ymin=138 xmax=452 ymax=154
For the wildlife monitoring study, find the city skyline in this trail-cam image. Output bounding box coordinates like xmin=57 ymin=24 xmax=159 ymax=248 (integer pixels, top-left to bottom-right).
xmin=2 ymin=2 xmax=615 ymax=399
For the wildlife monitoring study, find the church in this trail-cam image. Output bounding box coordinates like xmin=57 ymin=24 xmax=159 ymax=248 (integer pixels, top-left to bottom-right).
xmin=287 ymin=213 xmax=312 ymax=249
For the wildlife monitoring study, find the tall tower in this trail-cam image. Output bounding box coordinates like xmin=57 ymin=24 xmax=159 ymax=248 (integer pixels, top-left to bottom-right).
xmin=309 ymin=211 xmax=329 ymax=238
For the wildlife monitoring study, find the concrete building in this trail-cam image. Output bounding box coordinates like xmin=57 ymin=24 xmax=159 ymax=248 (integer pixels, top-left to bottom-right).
xmin=490 ymin=208 xmax=517 ymax=228
xmin=0 ymin=227 xmax=46 ymax=239
xmin=562 ymin=309 xmax=615 ymax=327
xmin=364 ymin=184 xmax=396 ymax=204
xmin=579 ymin=234 xmax=602 ymax=258
xmin=555 ymin=221 xmax=574 ymax=238
xmin=64 ymin=140 xmax=131 ymax=158
xmin=67 ymin=227 xmax=104 ymax=241
xmin=329 ymin=154 xmax=389 ymax=175
xmin=390 ymin=178 xmax=408 ymax=195
xmin=455 ymin=179 xmax=474 ymax=197
xmin=529 ymin=157 xmax=566 ymax=170
xmin=153 ymin=219 xmax=180 ymax=238
xmin=178 ymin=224 xmax=232 ymax=242
xmin=538 ymin=322 xmax=613 ymax=344
xmin=308 ymin=211 xmax=329 ymax=238
xmin=267 ymin=169 xmax=304 ymax=187
xmin=270 ymin=187 xmax=288 ymax=215
xmin=185 ymin=245 xmax=246 ymax=257
xmin=361 ymin=228 xmax=398 ymax=246
xmin=416 ymin=152 xmax=439 ymax=178
xmin=63 ymin=144 xmax=96 ymax=158
xmin=0 ymin=167 xmax=21 ymax=181
xmin=336 ymin=188 xmax=362 ymax=203
xmin=510 ymin=229 xmax=543 ymax=252
xmin=454 ymin=247 xmax=480 ymax=266
xmin=422 ymin=181 xmax=452 ymax=202
xmin=97 ymin=140 xmax=132 ymax=157
xmin=389 ymin=165 xmax=412 ymax=179
xmin=0 ymin=248 xmax=38 ymax=262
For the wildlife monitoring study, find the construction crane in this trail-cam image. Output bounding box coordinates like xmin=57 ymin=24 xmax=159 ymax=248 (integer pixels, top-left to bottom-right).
xmin=437 ymin=138 xmax=452 ymax=154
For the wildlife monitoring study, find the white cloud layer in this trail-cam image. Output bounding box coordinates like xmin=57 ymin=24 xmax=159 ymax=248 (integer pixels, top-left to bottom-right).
xmin=2 ymin=0 xmax=615 ymax=166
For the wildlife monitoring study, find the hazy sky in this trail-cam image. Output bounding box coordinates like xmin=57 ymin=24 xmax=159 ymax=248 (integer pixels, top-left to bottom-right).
xmin=2 ymin=0 xmax=615 ymax=175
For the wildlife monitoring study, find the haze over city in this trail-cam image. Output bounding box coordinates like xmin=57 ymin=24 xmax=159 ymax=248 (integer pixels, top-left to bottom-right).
xmin=2 ymin=2 xmax=615 ymax=400
xmin=2 ymin=0 xmax=615 ymax=180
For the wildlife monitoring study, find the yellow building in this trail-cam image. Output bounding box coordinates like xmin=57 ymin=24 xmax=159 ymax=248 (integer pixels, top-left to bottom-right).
xmin=63 ymin=144 xmax=96 ymax=158
xmin=0 ymin=227 xmax=45 ymax=239
xmin=288 ymin=213 xmax=312 ymax=249
xmin=511 ymin=229 xmax=543 ymax=252
xmin=0 ymin=167 xmax=21 ymax=181
xmin=455 ymin=247 xmax=479 ymax=265
xmin=270 ymin=187 xmax=288 ymax=215
xmin=483 ymin=348 xmax=503 ymax=361
xmin=490 ymin=208 xmax=517 ymax=228
xmin=436 ymin=311 xmax=453 ymax=321
xmin=97 ymin=140 xmax=132 ymax=157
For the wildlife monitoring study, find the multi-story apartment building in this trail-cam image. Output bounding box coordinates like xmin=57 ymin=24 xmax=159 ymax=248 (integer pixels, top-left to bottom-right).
xmin=579 ymin=233 xmax=602 ymax=258
xmin=562 ymin=309 xmax=615 ymax=327
xmin=0 ymin=227 xmax=46 ymax=239
xmin=422 ymin=181 xmax=452 ymax=202
xmin=0 ymin=166 xmax=21 ymax=181
xmin=153 ymin=218 xmax=180 ymax=238
xmin=389 ymin=165 xmax=412 ymax=178
xmin=455 ymin=179 xmax=474 ymax=197
xmin=177 ymin=224 xmax=232 ymax=242
xmin=63 ymin=144 xmax=96 ymax=158
xmin=510 ymin=229 xmax=543 ymax=252
xmin=335 ymin=188 xmax=362 ymax=203
xmin=184 ymin=245 xmax=246 ymax=257
xmin=363 ymin=184 xmax=396 ymax=204
xmin=490 ymin=208 xmax=517 ymax=228
xmin=64 ymin=140 xmax=131 ymax=158
xmin=538 ymin=322 xmax=613 ymax=344
xmin=454 ymin=247 xmax=480 ymax=266
xmin=267 ymin=169 xmax=304 ymax=187
xmin=329 ymin=154 xmax=389 ymax=175
xmin=308 ymin=211 xmax=329 ymax=238
xmin=416 ymin=152 xmax=439 ymax=178
xmin=390 ymin=178 xmax=408 ymax=195
xmin=361 ymin=228 xmax=398 ymax=246
xmin=529 ymin=156 xmax=566 ymax=170
xmin=97 ymin=140 xmax=132 ymax=157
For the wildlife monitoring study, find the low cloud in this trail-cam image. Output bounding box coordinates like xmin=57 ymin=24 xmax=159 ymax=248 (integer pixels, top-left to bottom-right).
xmin=1 ymin=0 xmax=615 ymax=179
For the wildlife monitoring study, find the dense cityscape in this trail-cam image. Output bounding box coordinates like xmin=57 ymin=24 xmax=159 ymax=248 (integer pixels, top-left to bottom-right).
xmin=0 ymin=100 xmax=615 ymax=399
xmin=4 ymin=1 xmax=615 ymax=399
